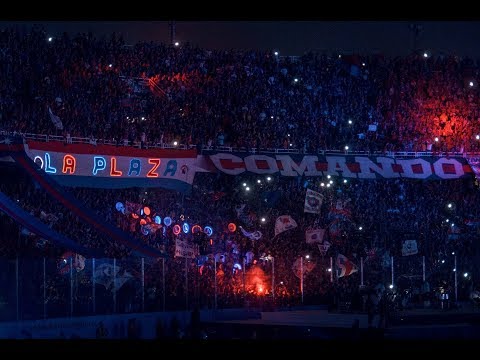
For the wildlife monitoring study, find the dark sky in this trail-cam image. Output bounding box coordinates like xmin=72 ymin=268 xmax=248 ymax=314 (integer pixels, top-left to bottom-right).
xmin=2 ymin=21 xmax=480 ymax=57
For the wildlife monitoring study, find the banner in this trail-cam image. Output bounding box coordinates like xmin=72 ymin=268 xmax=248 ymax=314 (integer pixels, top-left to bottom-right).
xmin=274 ymin=215 xmax=298 ymax=237
xmin=206 ymin=152 xmax=472 ymax=180
xmin=22 ymin=142 xmax=475 ymax=190
xmin=175 ymin=239 xmax=199 ymax=258
xmin=304 ymin=189 xmax=323 ymax=214
xmin=305 ymin=228 xmax=325 ymax=244
xmin=24 ymin=141 xmax=200 ymax=192
xmin=466 ymin=156 xmax=480 ymax=181
xmin=402 ymin=240 xmax=418 ymax=256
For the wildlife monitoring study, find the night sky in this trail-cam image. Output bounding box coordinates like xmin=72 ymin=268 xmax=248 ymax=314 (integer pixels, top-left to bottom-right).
xmin=2 ymin=21 xmax=480 ymax=57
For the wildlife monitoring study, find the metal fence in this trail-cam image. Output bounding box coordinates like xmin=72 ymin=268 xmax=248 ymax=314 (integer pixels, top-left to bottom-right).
xmin=0 ymin=253 xmax=474 ymax=322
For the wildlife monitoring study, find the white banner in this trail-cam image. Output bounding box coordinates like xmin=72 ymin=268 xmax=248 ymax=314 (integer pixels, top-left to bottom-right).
xmin=175 ymin=239 xmax=199 ymax=258
xmin=305 ymin=228 xmax=325 ymax=244
xmin=274 ymin=215 xmax=298 ymax=237
xmin=402 ymin=240 xmax=418 ymax=256
xmin=304 ymin=189 xmax=323 ymax=214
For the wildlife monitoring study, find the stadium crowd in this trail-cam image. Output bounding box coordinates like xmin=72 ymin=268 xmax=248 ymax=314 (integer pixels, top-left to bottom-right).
xmin=0 ymin=26 xmax=480 ymax=321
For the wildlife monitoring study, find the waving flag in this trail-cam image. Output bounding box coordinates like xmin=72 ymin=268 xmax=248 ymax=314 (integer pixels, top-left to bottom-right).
xmin=48 ymin=106 xmax=63 ymax=130
xmin=402 ymin=240 xmax=418 ymax=256
xmin=317 ymin=241 xmax=331 ymax=256
xmin=274 ymin=215 xmax=298 ymax=237
xmin=239 ymin=226 xmax=263 ymax=240
xmin=292 ymin=257 xmax=316 ymax=279
xmin=304 ymin=189 xmax=323 ymax=214
xmin=336 ymin=254 xmax=358 ymax=278
xmin=306 ymin=228 xmax=326 ymax=244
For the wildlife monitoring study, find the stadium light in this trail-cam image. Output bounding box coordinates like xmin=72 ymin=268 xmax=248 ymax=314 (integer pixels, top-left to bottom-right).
xmin=326 ymin=183 xmax=331 ymax=188
xmin=344 ymin=145 xmax=349 ymax=150
xmin=423 ymin=52 xmax=428 ymax=58
xmin=343 ymin=179 xmax=348 ymax=183
xmin=261 ymin=217 xmax=266 ymax=222
xmin=246 ymin=187 xmax=250 ymax=191
xmin=447 ymin=203 xmax=452 ymax=208
xmin=348 ymin=120 xmax=353 ymax=125
xmin=338 ymin=54 xmax=342 ymax=59
xmin=434 ymin=137 xmax=439 ymax=142
xmin=109 ymin=64 xmax=113 ymax=68
xmin=274 ymin=51 xmax=279 ymax=56
xmin=470 ymin=81 xmax=474 ymax=87
xmin=266 ymin=177 xmax=272 ymax=181
xmin=389 ymin=284 xmax=394 ymax=289
xmin=305 ymin=255 xmax=310 ymax=259
xmin=476 ymin=135 xmax=480 ymax=140
xmin=289 ymin=143 xmax=293 ymax=147
xmin=359 ymin=226 xmax=363 ymax=230
xmin=452 ymin=251 xmax=455 ymax=255
xmin=294 ymin=78 xmax=298 ymax=83
xmin=327 ymin=268 xmax=332 ymax=272
xmin=451 ymin=223 xmax=455 ymax=227
xmin=464 ymin=272 xmax=468 ymax=277
xmin=441 ymin=260 xmax=445 ymax=264
xmin=174 ymin=41 xmax=180 ymax=47
xmin=243 ymin=183 xmax=247 ymax=187
xmin=329 ymin=180 xmax=333 ymax=184
xmin=453 ymin=268 xmax=456 ymax=272
xmin=320 ymin=182 xmax=325 ymax=187
xmin=257 ymin=179 xmax=261 ymax=184
xmin=446 ymin=219 xmax=449 ymax=222
xmin=48 ymin=37 xmax=52 ymax=42
xmin=173 ymin=141 xmax=178 ymax=146
xmin=362 ymin=62 xmax=365 ymax=66
xmin=327 ymin=175 xmax=331 ymax=179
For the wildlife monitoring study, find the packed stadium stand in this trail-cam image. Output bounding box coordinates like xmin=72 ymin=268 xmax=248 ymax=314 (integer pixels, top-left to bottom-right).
xmin=0 ymin=26 xmax=480 ymax=339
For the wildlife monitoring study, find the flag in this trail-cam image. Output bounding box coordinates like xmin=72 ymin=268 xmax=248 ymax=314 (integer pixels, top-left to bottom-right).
xmin=57 ymin=252 xmax=86 ymax=275
xmin=317 ymin=241 xmax=331 ymax=256
xmin=48 ymin=106 xmax=63 ymax=130
xmin=305 ymin=228 xmax=326 ymax=244
xmin=292 ymin=257 xmax=316 ymax=279
xmin=274 ymin=215 xmax=298 ymax=237
xmin=304 ymin=189 xmax=323 ymax=214
xmin=93 ymin=262 xmax=132 ymax=291
xmin=336 ymin=254 xmax=358 ymax=278
xmin=239 ymin=226 xmax=263 ymax=240
xmin=402 ymin=240 xmax=418 ymax=256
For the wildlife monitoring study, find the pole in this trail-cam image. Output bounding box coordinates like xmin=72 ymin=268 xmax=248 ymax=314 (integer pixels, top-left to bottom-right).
xmin=454 ymin=255 xmax=458 ymax=302
xmin=214 ymin=257 xmax=217 ymax=310
xmin=360 ymin=257 xmax=364 ymax=286
xmin=15 ymin=257 xmax=19 ymax=321
xmin=43 ymin=257 xmax=46 ymax=319
xmin=113 ymin=258 xmax=116 ymax=313
xmin=141 ymin=258 xmax=145 ymax=313
xmin=185 ymin=257 xmax=188 ymax=311
xmin=391 ymin=256 xmax=394 ymax=287
xmin=300 ymin=257 xmax=304 ymax=304
xmin=70 ymin=256 xmax=73 ymax=317
xmin=422 ymin=256 xmax=426 ymax=282
xmin=242 ymin=257 xmax=246 ymax=295
xmin=272 ymin=256 xmax=275 ymax=302
xmin=162 ymin=258 xmax=165 ymax=312
xmin=330 ymin=257 xmax=333 ymax=283
xmin=92 ymin=258 xmax=96 ymax=314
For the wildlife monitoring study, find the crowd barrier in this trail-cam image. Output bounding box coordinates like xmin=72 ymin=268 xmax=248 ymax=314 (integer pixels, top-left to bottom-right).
xmin=0 ymin=252 xmax=471 ymax=323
